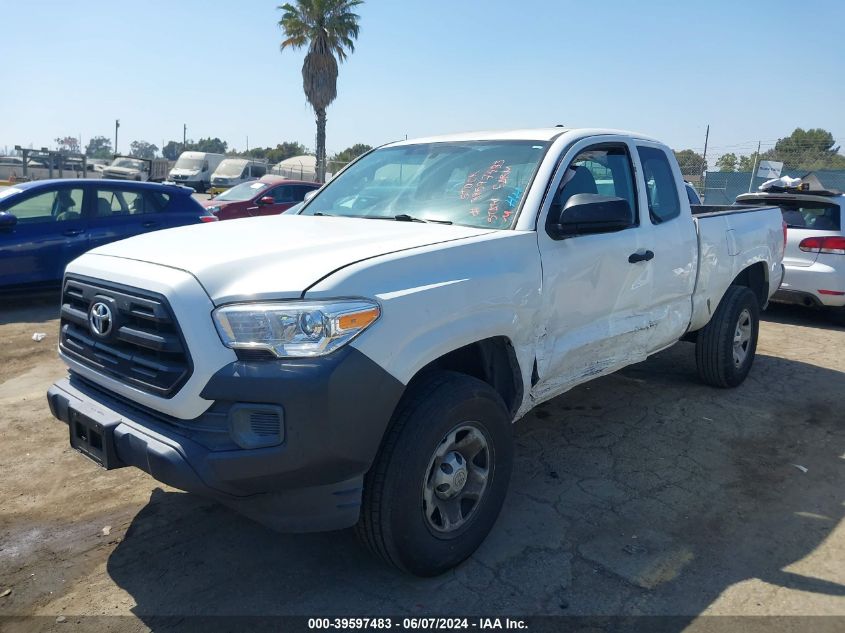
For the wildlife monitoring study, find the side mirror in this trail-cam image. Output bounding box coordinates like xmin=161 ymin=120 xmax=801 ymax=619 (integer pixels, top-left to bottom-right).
xmin=303 ymin=190 xmax=318 ymax=203
xmin=0 ymin=211 xmax=17 ymax=231
xmin=257 ymin=196 xmax=275 ymax=205
xmin=549 ymin=194 xmax=632 ymax=239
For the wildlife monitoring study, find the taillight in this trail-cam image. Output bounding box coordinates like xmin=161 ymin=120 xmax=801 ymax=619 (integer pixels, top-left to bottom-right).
xmin=798 ymin=236 xmax=845 ymax=255
xmin=781 ymin=221 xmax=787 ymax=256
xmin=200 ymin=215 xmax=218 ymax=222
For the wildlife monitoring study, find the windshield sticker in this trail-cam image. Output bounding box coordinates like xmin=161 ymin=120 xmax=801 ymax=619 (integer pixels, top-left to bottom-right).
xmin=250 ymin=182 xmax=264 ymax=189
xmin=487 ymin=198 xmax=500 ymax=223
xmin=471 ymin=160 xmax=506 ymax=202
xmin=460 ymin=172 xmax=479 ymax=200
xmin=493 ymin=166 xmax=512 ymax=189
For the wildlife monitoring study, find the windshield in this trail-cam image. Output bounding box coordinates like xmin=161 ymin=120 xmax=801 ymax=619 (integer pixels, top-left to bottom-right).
xmin=300 ymin=140 xmax=549 ymax=228
xmin=175 ymin=156 xmax=204 ymax=170
xmin=112 ymin=158 xmax=145 ymax=170
xmin=214 ymin=180 xmax=268 ymax=201
xmin=216 ymin=160 xmax=247 ymax=177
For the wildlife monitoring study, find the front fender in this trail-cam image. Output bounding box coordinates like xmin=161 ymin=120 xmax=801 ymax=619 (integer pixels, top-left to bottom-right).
xmin=306 ymin=231 xmax=543 ymax=404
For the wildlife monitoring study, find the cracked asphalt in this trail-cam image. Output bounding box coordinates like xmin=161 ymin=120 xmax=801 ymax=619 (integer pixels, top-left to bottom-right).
xmin=0 ymin=296 xmax=843 ymax=630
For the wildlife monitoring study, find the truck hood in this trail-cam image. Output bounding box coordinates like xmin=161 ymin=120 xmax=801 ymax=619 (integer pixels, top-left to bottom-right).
xmin=84 ymin=215 xmax=494 ymax=304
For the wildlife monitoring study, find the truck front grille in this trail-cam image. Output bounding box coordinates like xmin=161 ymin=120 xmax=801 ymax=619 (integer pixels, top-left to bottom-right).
xmin=59 ymin=277 xmax=192 ymax=398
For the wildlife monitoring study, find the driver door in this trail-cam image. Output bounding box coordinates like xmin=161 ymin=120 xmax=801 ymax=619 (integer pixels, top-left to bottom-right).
xmin=0 ymin=185 xmax=88 ymax=286
xmin=533 ymin=138 xmax=654 ymax=401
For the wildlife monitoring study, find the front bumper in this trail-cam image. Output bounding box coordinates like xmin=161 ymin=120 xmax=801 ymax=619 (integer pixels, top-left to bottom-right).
xmin=47 ymin=346 xmax=405 ymax=532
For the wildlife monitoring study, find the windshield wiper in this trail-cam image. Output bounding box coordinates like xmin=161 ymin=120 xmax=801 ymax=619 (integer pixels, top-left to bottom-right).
xmin=313 ymin=212 xmax=334 ymax=217
xmin=391 ymin=213 xmax=453 ymax=225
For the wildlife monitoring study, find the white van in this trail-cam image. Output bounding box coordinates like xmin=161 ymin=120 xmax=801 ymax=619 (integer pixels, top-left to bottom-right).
xmin=169 ymin=151 xmax=225 ymax=192
xmin=210 ymin=158 xmax=268 ymax=194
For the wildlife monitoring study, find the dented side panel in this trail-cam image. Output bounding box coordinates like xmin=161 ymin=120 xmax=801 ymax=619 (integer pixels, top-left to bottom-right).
xmin=530 ymin=135 xmax=658 ymax=411
xmin=689 ymin=207 xmax=783 ymax=332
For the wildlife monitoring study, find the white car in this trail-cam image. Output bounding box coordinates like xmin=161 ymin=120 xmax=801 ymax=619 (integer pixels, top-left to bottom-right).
xmin=47 ymin=128 xmax=784 ymax=576
xmin=737 ymin=180 xmax=844 ymax=323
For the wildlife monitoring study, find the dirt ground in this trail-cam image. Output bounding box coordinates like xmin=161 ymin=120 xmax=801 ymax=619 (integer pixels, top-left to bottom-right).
xmin=0 ymin=294 xmax=843 ymax=631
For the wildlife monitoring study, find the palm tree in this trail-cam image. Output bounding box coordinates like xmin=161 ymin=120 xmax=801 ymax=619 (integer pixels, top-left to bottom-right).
xmin=278 ymin=0 xmax=363 ymax=182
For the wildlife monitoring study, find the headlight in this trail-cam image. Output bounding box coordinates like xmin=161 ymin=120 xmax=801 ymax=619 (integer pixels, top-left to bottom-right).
xmin=212 ymin=300 xmax=380 ymax=358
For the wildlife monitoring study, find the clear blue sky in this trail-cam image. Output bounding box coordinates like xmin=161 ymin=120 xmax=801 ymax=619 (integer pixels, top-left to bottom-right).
xmin=2 ymin=0 xmax=844 ymax=160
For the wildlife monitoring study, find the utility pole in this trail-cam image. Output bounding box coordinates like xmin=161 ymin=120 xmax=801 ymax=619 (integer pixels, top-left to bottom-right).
xmin=700 ymin=124 xmax=710 ymax=201
xmin=748 ymin=140 xmax=761 ymax=192
xmin=114 ymin=119 xmax=120 ymax=155
xmin=183 ymin=123 xmax=187 ymax=149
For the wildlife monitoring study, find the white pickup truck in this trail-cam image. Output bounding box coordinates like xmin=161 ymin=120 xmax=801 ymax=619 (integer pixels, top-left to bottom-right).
xmin=47 ymin=128 xmax=785 ymax=576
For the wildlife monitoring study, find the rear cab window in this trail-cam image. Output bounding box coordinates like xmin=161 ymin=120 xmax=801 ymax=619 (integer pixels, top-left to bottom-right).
xmin=637 ymin=146 xmax=681 ymax=223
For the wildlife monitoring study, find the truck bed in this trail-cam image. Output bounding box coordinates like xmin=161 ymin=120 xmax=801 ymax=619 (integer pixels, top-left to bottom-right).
xmin=688 ymin=204 xmax=784 ymax=332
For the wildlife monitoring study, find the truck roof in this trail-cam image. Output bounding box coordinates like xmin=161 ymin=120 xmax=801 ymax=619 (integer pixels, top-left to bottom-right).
xmin=387 ymin=127 xmax=662 ymax=146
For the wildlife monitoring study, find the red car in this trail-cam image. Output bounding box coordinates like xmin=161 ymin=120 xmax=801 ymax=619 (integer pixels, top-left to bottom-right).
xmin=201 ymin=176 xmax=319 ymax=221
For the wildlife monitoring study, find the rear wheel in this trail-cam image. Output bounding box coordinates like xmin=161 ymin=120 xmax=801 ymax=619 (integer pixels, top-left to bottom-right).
xmin=356 ymin=371 xmax=513 ymax=576
xmin=695 ymin=286 xmax=760 ymax=388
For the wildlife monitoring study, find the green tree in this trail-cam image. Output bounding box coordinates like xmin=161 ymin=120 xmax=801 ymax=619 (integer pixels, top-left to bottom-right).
xmin=715 ymin=152 xmax=737 ymax=172
xmin=55 ymin=136 xmax=81 ymax=154
xmin=162 ymin=140 xmax=184 ymax=160
xmin=278 ymin=0 xmax=363 ymax=182
xmin=129 ymin=140 xmax=159 ymax=159
xmin=673 ymin=149 xmax=707 ymax=175
xmin=267 ymin=141 xmax=307 ymax=163
xmin=738 ymin=152 xmax=759 ymax=172
xmin=330 ymin=143 xmax=372 ymax=165
xmin=190 ymin=137 xmax=228 ymax=154
xmin=761 ymin=128 xmax=845 ymax=170
xmin=85 ymin=136 xmax=113 ymax=159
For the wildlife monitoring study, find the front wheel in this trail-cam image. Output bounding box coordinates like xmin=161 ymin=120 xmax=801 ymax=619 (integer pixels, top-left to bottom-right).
xmin=356 ymin=371 xmax=513 ymax=576
xmin=695 ymin=286 xmax=760 ymax=388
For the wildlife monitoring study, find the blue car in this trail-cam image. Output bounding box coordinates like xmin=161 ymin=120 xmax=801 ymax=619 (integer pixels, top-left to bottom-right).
xmin=0 ymin=179 xmax=217 ymax=290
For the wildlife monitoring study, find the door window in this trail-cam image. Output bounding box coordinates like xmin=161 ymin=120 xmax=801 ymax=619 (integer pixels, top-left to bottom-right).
xmin=95 ymin=189 xmax=169 ymax=216
xmin=294 ymin=185 xmax=317 ymax=201
xmin=7 ymin=188 xmax=84 ymax=223
xmin=638 ymin=147 xmax=681 ymax=224
xmin=271 ymin=186 xmax=294 ymax=203
xmin=549 ymin=144 xmax=638 ymax=228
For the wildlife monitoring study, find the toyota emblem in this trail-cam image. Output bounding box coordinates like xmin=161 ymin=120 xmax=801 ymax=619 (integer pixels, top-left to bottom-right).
xmin=89 ymin=302 xmax=113 ymax=337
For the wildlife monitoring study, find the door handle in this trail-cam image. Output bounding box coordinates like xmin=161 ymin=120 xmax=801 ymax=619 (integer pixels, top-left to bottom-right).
xmin=142 ymin=221 xmax=159 ymax=228
xmin=628 ymin=250 xmax=654 ymax=264
xmin=63 ymin=229 xmax=84 ymax=237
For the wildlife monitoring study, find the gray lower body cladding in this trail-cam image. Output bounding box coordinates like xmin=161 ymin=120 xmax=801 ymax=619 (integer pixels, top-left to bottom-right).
xmin=47 ymin=346 xmax=405 ymax=532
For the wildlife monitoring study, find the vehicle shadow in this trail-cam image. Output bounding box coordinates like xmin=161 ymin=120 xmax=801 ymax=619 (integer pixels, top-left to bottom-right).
xmin=762 ymin=302 xmax=844 ymax=331
xmin=105 ymin=343 xmax=845 ymax=628
xmin=0 ymin=290 xmax=60 ymax=325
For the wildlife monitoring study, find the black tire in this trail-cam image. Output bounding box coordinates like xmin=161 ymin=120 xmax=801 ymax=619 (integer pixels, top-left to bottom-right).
xmin=356 ymin=371 xmax=513 ymax=576
xmin=695 ymin=285 xmax=760 ymax=388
